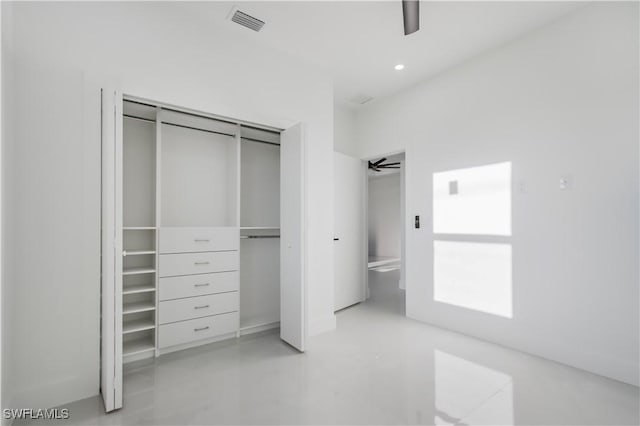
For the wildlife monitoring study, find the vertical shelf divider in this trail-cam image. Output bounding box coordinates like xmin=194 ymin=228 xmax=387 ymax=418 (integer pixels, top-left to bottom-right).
xmin=235 ymin=123 xmax=242 ymax=338
xmin=154 ymin=107 xmax=163 ymax=357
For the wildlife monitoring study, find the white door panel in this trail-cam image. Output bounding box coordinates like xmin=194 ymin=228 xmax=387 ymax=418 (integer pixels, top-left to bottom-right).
xmin=333 ymin=152 xmax=365 ymax=311
xmin=280 ymin=123 xmax=306 ymax=352
xmin=101 ymin=88 xmax=123 ymax=412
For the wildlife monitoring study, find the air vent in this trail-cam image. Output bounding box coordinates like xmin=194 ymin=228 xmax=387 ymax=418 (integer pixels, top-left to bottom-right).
xmin=230 ymin=9 xmax=265 ymax=32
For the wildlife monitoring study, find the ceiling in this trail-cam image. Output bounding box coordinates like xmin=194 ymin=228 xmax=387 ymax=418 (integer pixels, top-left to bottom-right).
xmin=162 ymin=1 xmax=584 ymax=106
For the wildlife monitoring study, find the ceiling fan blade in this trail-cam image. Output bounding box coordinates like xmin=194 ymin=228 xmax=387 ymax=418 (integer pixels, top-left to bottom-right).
xmin=378 ymin=166 xmax=400 ymax=169
xmin=402 ymin=0 xmax=420 ymax=36
xmin=372 ymin=158 xmax=387 ymax=167
xmin=381 ymin=162 xmax=401 ymax=166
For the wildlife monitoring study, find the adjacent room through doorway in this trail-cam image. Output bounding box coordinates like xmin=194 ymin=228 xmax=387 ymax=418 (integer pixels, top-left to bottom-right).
xmin=366 ymin=153 xmax=405 ymax=315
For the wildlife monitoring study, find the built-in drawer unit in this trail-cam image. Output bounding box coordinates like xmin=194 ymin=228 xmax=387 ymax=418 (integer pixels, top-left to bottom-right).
xmin=158 ymin=311 xmax=239 ymax=349
xmin=159 ymin=251 xmax=239 ymax=277
xmin=159 ymin=227 xmax=239 ymax=254
xmin=159 ymin=271 xmax=239 ymax=301
xmin=159 ymin=292 xmax=239 ymax=324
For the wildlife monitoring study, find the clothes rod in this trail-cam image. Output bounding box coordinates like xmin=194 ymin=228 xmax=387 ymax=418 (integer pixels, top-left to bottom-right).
xmin=123 ymin=96 xmax=283 ymax=134
xmin=240 ymin=235 xmax=281 ymax=239
xmin=241 ymin=137 xmax=280 ymax=147
xmin=162 ymin=106 xmax=238 ymax=127
xmin=162 ymin=121 xmax=236 ymax=138
xmin=241 ymin=124 xmax=281 ymax=135
xmin=124 ymin=114 xmax=155 ymax=124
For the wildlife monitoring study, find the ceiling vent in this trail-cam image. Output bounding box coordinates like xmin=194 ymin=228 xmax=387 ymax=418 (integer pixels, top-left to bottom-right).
xmin=229 ymin=8 xmax=265 ymax=32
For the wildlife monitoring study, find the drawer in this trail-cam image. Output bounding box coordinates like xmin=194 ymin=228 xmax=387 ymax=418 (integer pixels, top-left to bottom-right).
xmin=159 ymin=292 xmax=238 ymax=324
xmin=159 ymin=251 xmax=238 ymax=277
xmin=158 ymin=311 xmax=239 ymax=349
xmin=159 ymin=271 xmax=238 ymax=301
xmin=160 ymin=227 xmax=239 ymax=254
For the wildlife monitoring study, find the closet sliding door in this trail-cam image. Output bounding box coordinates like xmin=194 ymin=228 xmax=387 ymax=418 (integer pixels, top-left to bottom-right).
xmin=280 ymin=123 xmax=306 ymax=352
xmin=100 ymin=89 xmax=123 ymax=412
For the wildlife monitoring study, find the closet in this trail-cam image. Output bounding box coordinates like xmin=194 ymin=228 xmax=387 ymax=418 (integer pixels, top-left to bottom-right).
xmin=100 ymin=90 xmax=306 ymax=412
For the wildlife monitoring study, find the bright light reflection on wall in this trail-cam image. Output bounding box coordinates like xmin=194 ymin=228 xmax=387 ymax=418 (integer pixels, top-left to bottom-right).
xmin=433 ymin=162 xmax=511 ymax=236
xmin=434 ymin=241 xmax=512 ymax=318
xmin=435 ymin=350 xmax=513 ymax=425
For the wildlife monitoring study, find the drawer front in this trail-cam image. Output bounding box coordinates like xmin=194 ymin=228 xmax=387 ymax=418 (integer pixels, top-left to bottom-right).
xmin=159 ymin=251 xmax=238 ymax=277
xmin=158 ymin=312 xmax=239 ymax=348
xmin=159 ymin=292 xmax=238 ymax=324
xmin=159 ymin=271 xmax=238 ymax=301
xmin=160 ymin=227 xmax=239 ymax=254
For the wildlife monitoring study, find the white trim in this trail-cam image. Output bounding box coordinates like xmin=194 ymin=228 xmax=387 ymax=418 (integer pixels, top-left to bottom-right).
xmin=239 ymin=321 xmax=279 ymax=336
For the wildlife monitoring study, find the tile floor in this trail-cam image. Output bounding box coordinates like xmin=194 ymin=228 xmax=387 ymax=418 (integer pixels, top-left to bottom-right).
xmin=23 ymin=270 xmax=640 ymax=425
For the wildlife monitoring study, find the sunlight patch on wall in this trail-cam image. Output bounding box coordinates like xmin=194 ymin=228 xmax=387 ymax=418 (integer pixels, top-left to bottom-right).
xmin=433 ymin=162 xmax=511 ymax=236
xmin=434 ymin=241 xmax=512 ymax=318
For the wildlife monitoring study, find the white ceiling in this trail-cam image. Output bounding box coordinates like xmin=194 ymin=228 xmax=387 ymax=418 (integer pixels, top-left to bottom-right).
xmin=163 ymin=1 xmax=584 ymax=106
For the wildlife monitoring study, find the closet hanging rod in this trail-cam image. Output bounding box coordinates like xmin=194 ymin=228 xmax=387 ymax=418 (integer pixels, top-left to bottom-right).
xmin=240 ymin=235 xmax=281 ymax=239
xmin=241 ymin=137 xmax=280 ymax=147
xmin=124 ymin=98 xmax=156 ymax=109
xmin=162 ymin=106 xmax=238 ymax=127
xmin=124 ymin=114 xmax=155 ymax=124
xmin=123 ymin=95 xmax=283 ymax=134
xmin=241 ymin=124 xmax=281 ymax=135
xmin=162 ymin=121 xmax=236 ymax=138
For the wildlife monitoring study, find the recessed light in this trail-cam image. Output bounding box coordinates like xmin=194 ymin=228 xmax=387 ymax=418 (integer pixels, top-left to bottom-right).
xmin=394 ymin=64 xmax=405 ymax=71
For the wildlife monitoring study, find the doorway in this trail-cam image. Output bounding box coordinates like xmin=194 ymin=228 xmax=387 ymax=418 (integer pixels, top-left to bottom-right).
xmin=366 ymin=153 xmax=406 ymax=315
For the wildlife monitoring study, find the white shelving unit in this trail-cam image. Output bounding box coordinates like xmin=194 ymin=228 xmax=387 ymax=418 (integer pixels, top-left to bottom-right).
xmin=240 ymin=227 xmax=280 ymax=230
xmin=123 ymin=318 xmax=156 ymax=334
xmin=123 ymin=337 xmax=155 ymax=357
xmin=123 ymin=300 xmax=156 ymax=315
xmin=123 ymin=226 xmax=157 ymax=230
xmin=122 ymin=267 xmax=156 ymax=276
xmin=123 ymin=283 xmax=156 ymax=295
xmin=102 ymin=94 xmax=305 ymax=413
xmin=121 ymin=104 xmax=159 ymax=365
xmin=123 ymin=249 xmax=156 ymax=256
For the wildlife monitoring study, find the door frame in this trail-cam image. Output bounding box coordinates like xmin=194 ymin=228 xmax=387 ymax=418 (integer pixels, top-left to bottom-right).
xmin=361 ymin=149 xmax=407 ymax=305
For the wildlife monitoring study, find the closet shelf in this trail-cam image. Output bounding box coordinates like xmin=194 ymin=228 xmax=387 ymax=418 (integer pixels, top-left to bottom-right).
xmin=123 ymin=227 xmax=157 ymax=231
xmin=123 ymin=249 xmax=156 ymax=257
xmin=123 ymin=318 xmax=156 ymax=334
xmin=123 ymin=284 xmax=156 ymax=295
xmin=240 ymin=227 xmax=280 ymax=230
xmin=123 ymin=301 xmax=156 ymax=315
xmin=123 ymin=267 xmax=156 ymax=276
xmin=123 ymin=337 xmax=155 ymax=357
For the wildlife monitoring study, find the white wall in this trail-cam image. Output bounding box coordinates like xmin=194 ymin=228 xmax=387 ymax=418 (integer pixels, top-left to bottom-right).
xmin=368 ymin=173 xmax=401 ymax=259
xmin=333 ymin=101 xmax=358 ymax=157
xmin=1 ymin=2 xmax=12 ymax=415
xmin=2 ymin=1 xmax=335 ymax=409
xmin=356 ymin=3 xmax=639 ymax=385
xmin=0 ymin=0 xmax=4 ymax=417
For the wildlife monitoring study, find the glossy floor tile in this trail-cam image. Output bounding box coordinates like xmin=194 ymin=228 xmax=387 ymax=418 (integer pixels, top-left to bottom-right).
xmin=23 ymin=270 xmax=640 ymax=425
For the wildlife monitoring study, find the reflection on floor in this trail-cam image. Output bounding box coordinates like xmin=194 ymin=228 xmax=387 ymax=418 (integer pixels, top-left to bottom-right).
xmin=24 ymin=270 xmax=639 ymax=425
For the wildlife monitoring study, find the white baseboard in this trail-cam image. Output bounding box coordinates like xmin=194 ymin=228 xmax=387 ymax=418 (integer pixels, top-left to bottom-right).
xmin=240 ymin=321 xmax=279 ymax=336
xmin=308 ymin=314 xmax=336 ymax=336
